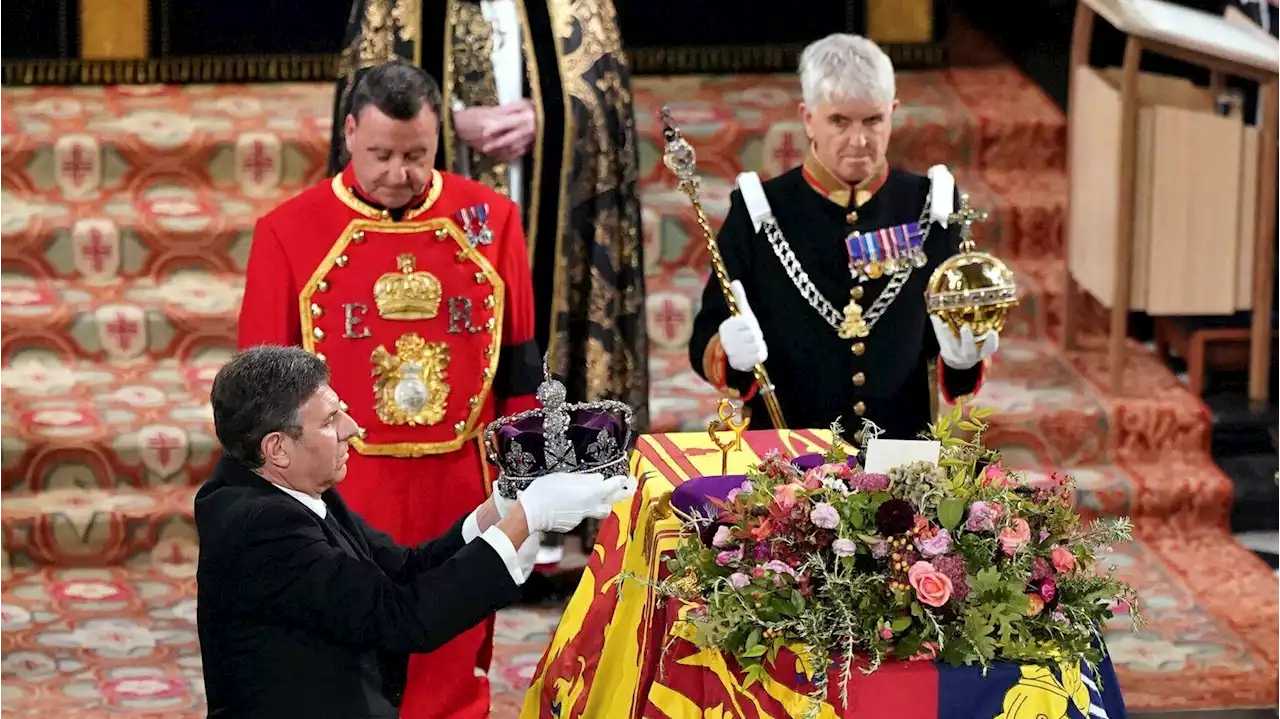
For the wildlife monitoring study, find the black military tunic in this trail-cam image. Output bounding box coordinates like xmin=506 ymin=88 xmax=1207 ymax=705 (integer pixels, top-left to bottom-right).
xmin=688 ymin=153 xmax=984 ymax=442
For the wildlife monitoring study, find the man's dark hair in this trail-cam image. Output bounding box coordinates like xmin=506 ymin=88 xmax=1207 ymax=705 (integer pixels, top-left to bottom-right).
xmin=347 ymin=59 xmax=443 ymax=123
xmin=210 ymin=345 xmax=330 ymax=469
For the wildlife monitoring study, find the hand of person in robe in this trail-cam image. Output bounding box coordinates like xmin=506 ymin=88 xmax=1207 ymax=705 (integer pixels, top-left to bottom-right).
xmin=930 ymin=315 xmax=998 ymax=370
xmin=718 ymin=280 xmax=768 ymax=371
xmin=454 ymin=101 xmax=536 ymax=162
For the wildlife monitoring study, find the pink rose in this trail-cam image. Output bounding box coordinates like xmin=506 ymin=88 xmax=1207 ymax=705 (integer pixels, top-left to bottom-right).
xmin=715 ymin=547 xmax=743 ymax=567
xmin=907 ymin=560 xmax=954 ymax=608
xmin=880 ymin=625 xmax=894 ymax=640
xmin=774 ymin=483 xmax=802 ymax=510
xmin=802 ymin=467 xmax=826 ymax=490
xmin=1051 ymin=546 xmax=1076 ymax=574
xmin=999 ymin=518 xmax=1031 ymax=557
xmin=983 ymin=463 xmax=1008 ymax=487
xmin=909 ymin=641 xmax=939 ymax=661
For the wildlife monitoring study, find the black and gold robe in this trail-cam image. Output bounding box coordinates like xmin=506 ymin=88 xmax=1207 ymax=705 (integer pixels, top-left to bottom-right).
xmin=328 ymin=0 xmax=650 ymax=430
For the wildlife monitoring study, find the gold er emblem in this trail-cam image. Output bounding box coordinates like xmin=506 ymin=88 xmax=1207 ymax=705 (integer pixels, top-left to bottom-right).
xmin=838 ymin=291 xmax=870 ymax=339
xmin=374 ymin=253 xmax=443 ymax=320
xmin=370 ymin=333 xmax=451 ymax=426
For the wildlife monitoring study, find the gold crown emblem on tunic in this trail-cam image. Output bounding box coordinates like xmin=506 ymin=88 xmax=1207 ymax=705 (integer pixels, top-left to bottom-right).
xmin=925 ymin=194 xmax=1019 ymax=338
xmin=374 ymin=253 xmax=443 ymax=320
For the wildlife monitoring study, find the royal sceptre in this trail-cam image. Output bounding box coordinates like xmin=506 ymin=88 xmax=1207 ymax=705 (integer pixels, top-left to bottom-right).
xmin=659 ymin=107 xmax=786 ymax=429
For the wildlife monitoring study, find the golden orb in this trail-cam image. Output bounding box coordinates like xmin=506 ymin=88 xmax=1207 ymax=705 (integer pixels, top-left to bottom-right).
xmin=924 ymin=193 xmax=1019 ymax=338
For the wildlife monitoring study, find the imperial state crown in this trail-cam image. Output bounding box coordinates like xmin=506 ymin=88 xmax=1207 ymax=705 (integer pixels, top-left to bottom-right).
xmin=483 ymin=360 xmax=636 ymax=499
xmin=374 ymin=253 xmax=443 ymax=320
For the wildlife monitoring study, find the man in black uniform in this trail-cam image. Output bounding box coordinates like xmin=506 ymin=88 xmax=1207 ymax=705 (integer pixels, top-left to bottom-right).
xmin=689 ymin=33 xmax=1001 ymax=441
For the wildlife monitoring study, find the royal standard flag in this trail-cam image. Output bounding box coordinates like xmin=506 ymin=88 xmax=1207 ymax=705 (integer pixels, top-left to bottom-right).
xmin=519 ymin=430 xmax=1129 ymax=719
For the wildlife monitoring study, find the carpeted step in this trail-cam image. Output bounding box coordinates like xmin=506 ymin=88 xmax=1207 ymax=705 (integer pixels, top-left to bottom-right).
xmin=632 ymin=67 xmax=1065 ymax=189
xmin=1 ymin=275 xmax=241 ymax=362
xmin=0 ymin=84 xmax=331 ymax=198
xmin=2 ymin=526 xmax=1274 ymax=715
xmin=1 ymin=181 xmax=280 ymax=282
xmin=1 ymin=356 xmax=224 ymax=492
xmin=1 ymin=485 xmax=197 ymax=570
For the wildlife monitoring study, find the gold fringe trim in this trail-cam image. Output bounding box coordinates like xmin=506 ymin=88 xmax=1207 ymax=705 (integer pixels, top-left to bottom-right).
xmin=0 ymin=40 xmax=945 ymax=87
xmin=627 ymin=41 xmax=946 ymax=74
xmin=1 ymin=54 xmax=340 ymax=86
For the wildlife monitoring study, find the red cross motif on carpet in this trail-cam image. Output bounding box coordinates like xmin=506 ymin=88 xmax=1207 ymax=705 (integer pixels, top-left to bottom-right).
xmin=235 ymin=133 xmax=281 ymax=196
xmin=649 ymin=293 xmax=692 ymax=349
xmin=54 ymin=135 xmax=100 ymax=197
xmin=770 ymin=128 xmax=804 ymax=175
xmin=139 ymin=427 xmax=189 ymax=479
xmin=96 ymin=306 xmax=147 ymax=359
xmin=72 ymin=220 xmax=121 ymax=281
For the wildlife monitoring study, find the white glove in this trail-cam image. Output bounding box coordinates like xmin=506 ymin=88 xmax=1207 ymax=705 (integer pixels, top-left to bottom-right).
xmin=494 ymin=492 xmax=518 ymax=519
xmin=515 ymin=529 xmax=543 ymax=579
xmin=931 ymin=315 xmax=998 ymax=371
xmin=718 ymin=280 xmax=768 ymax=372
xmin=518 ymin=473 xmax=637 ymax=533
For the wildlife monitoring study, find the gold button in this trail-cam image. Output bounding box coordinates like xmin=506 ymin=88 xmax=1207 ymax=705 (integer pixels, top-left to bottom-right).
xmin=310 ymin=303 xmax=323 ymax=318
xmin=456 ymin=250 xmax=468 ymax=262
xmin=454 ymin=420 xmax=466 ymax=433
xmin=317 ymin=280 xmax=329 ymax=292
xmin=435 ymin=229 xmax=449 ymax=241
xmin=854 ymin=401 xmax=866 ymax=416
xmin=474 ymin=272 xmax=486 ymax=283
xmin=379 ymin=210 xmax=390 ymax=220
xmin=352 ymin=230 xmax=366 ymax=243
xmin=852 ymin=286 xmax=864 ymax=300
xmin=852 ymin=342 xmax=866 ymax=356
xmin=483 ymin=295 xmax=495 ymax=309
xmin=312 ymin=327 xmax=325 ymax=341
xmin=846 ymin=210 xmax=859 ymax=224
xmin=468 ymin=395 xmax=481 ymax=408
xmin=853 ymin=372 xmax=866 ymax=387
xmin=335 ymin=255 xmax=349 ymax=268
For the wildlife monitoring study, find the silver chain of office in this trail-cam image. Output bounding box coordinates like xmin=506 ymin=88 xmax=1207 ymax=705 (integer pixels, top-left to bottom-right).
xmin=760 ymin=191 xmax=934 ymax=334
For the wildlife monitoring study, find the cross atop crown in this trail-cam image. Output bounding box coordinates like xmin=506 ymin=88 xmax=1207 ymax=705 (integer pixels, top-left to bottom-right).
xmin=948 ymin=192 xmax=989 ymax=252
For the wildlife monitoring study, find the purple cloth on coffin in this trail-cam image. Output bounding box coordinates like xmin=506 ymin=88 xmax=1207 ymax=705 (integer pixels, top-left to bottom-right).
xmin=669 ymin=474 xmax=748 ymax=520
xmin=493 ymin=408 xmax=625 ymax=474
xmin=791 ymin=454 xmax=858 ymax=471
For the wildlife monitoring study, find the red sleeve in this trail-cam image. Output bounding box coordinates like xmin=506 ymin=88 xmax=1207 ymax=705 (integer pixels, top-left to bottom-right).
xmin=237 ymin=216 xmax=301 ymax=349
xmin=937 ymin=359 xmax=987 ymax=405
xmin=491 ymin=201 xmax=541 ymax=417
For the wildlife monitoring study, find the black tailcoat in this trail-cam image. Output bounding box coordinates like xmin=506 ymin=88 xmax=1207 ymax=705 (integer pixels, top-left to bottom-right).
xmin=688 ymin=156 xmax=984 ymax=442
xmin=195 ymin=456 xmax=520 ymax=718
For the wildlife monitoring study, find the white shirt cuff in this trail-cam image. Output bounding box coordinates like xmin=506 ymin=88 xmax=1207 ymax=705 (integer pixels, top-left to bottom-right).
xmin=461 ymin=510 xmax=482 ymax=544
xmin=479 ymin=526 xmax=529 ymax=586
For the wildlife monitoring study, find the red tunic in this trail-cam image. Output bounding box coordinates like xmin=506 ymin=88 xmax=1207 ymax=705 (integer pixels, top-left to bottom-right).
xmin=237 ymin=165 xmax=541 ymax=719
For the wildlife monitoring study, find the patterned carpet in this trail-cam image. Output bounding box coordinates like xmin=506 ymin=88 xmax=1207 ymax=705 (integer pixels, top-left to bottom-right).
xmin=2 ymin=28 xmax=1276 ymax=716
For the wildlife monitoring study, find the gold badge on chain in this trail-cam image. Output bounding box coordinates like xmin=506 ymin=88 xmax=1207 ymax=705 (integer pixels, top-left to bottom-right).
xmin=838 ymin=290 xmax=870 ymax=339
xmin=371 ymin=333 xmax=451 ymax=426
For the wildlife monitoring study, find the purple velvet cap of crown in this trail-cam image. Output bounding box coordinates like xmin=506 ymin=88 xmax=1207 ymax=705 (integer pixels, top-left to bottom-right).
xmin=493 ymin=406 xmax=628 ymax=475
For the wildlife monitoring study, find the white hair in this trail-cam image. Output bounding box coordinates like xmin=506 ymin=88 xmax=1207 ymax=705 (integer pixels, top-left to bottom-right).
xmin=799 ymin=34 xmax=896 ymax=107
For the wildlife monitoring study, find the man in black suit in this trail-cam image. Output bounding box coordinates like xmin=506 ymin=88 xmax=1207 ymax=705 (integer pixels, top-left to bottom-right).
xmin=195 ymin=345 xmax=634 ymax=718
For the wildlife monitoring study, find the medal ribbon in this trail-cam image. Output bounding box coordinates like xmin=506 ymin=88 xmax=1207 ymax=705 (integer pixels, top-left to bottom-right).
xmin=845 ymin=222 xmax=923 ymax=270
